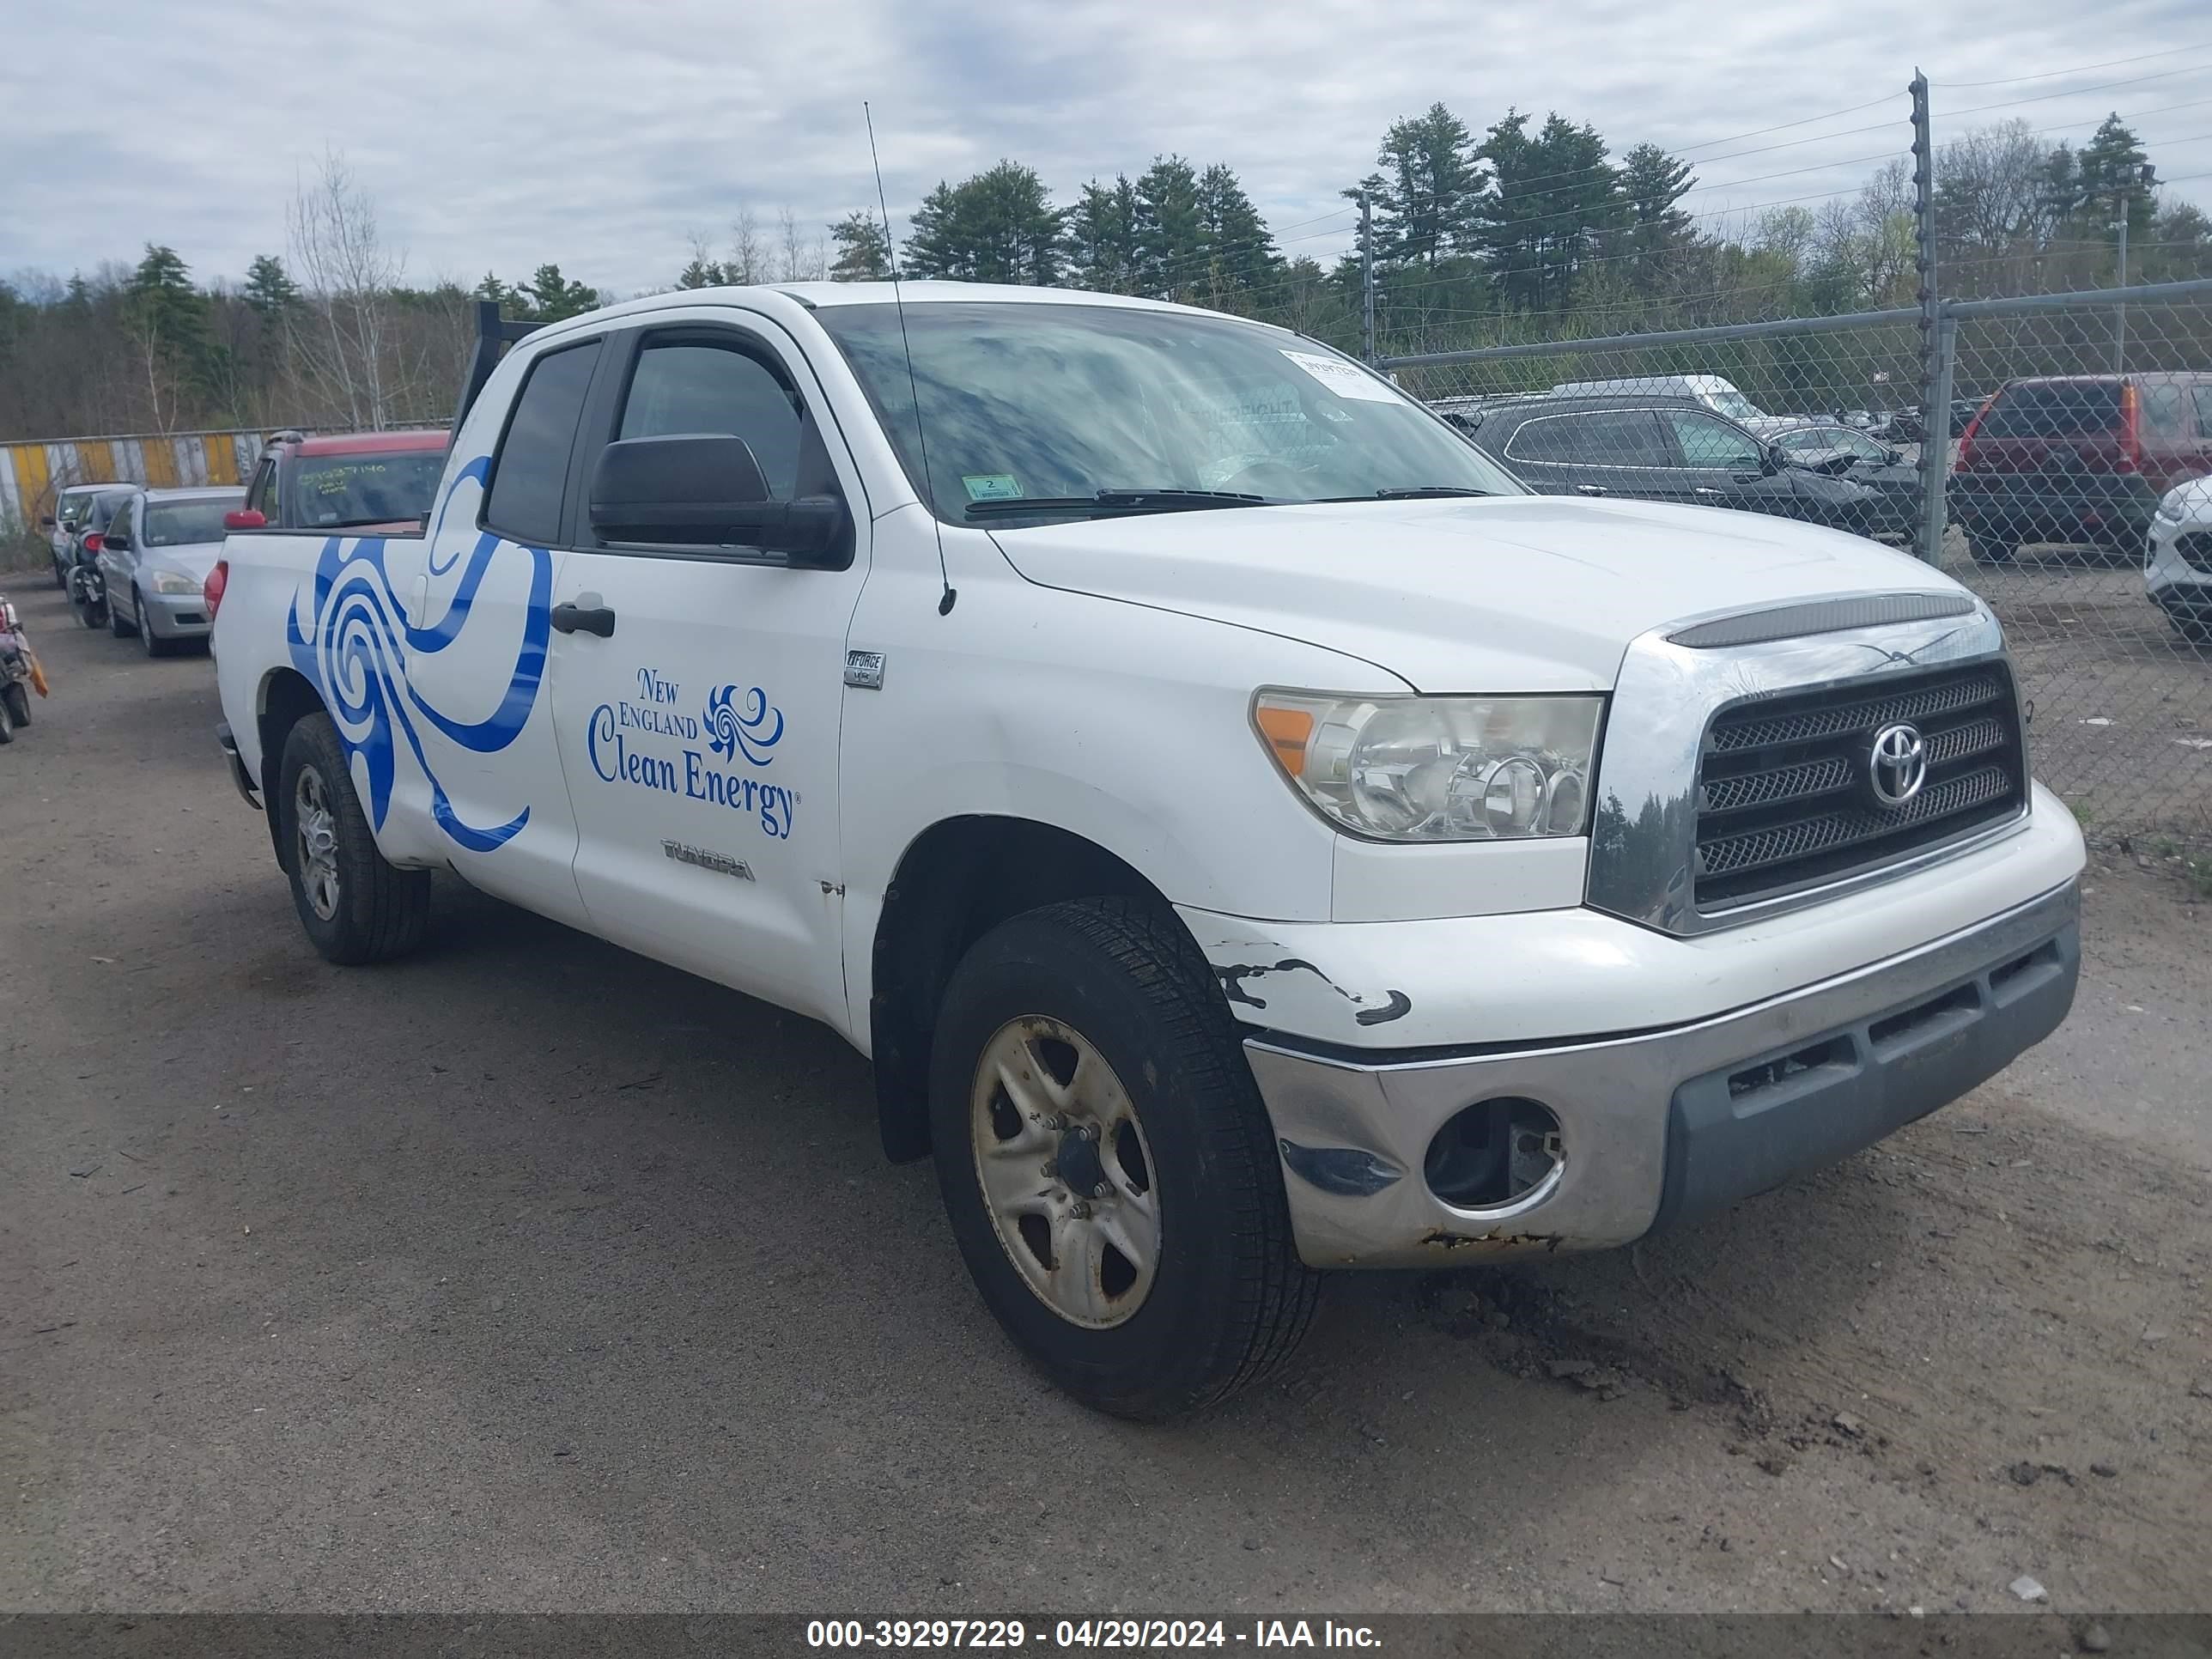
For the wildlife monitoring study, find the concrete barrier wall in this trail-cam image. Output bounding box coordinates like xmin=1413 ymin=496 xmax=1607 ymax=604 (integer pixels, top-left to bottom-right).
xmin=0 ymin=429 xmax=267 ymax=526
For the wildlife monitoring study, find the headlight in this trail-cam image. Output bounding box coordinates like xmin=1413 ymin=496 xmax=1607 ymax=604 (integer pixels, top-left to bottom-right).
xmin=2154 ymin=495 xmax=2184 ymax=525
xmin=1254 ymin=691 xmax=1604 ymax=841
xmin=149 ymin=570 xmax=202 ymax=594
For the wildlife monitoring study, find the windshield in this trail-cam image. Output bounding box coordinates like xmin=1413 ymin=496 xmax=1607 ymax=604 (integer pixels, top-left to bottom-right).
xmin=146 ymin=498 xmax=240 ymax=546
xmin=289 ymin=449 xmax=447 ymax=528
xmin=815 ymin=301 xmax=1522 ymax=523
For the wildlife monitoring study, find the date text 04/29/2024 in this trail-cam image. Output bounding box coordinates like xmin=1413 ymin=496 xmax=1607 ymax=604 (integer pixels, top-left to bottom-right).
xmin=802 ymin=1619 xmax=1382 ymax=1650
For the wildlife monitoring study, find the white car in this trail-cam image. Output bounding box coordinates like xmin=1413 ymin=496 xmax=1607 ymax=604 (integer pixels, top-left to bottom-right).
xmin=205 ymin=283 xmax=2084 ymax=1419
xmin=98 ymin=486 xmax=242 ymax=656
xmin=2147 ymin=474 xmax=2212 ymax=645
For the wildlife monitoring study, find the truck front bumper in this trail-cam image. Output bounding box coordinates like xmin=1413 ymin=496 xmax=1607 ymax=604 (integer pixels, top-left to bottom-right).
xmin=1241 ymin=878 xmax=2078 ymax=1267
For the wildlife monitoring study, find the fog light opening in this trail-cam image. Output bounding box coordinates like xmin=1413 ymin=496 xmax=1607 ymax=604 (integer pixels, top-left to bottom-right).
xmin=1424 ymin=1097 xmax=1563 ymax=1212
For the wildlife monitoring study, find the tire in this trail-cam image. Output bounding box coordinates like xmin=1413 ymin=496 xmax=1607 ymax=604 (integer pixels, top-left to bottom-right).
xmin=137 ymin=595 xmax=175 ymax=658
xmin=275 ymin=713 xmax=432 ymax=965
xmin=1966 ymin=532 xmax=2014 ymax=566
xmin=929 ymin=897 xmax=1318 ymax=1420
xmin=52 ymin=555 xmax=69 ymax=592
xmin=111 ymin=592 xmax=136 ymax=638
xmin=2171 ymin=614 xmax=2212 ymax=648
xmin=0 ymin=692 xmax=14 ymax=744
xmin=3 ymin=683 xmax=30 ymax=730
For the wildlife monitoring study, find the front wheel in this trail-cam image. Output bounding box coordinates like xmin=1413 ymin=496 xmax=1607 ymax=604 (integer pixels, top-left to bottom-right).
xmin=276 ymin=713 xmax=432 ymax=965
xmin=929 ymin=898 xmax=1318 ymax=1419
xmin=0 ymin=691 xmax=14 ymax=744
xmin=3 ymin=683 xmax=30 ymax=730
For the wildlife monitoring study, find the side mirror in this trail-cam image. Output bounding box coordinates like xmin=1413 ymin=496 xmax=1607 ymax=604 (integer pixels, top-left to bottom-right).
xmin=105 ymin=526 xmax=132 ymax=552
xmin=1762 ymin=444 xmax=1787 ymax=476
xmin=39 ymin=514 xmax=56 ymax=529
xmin=224 ymin=508 xmax=267 ymax=532
xmin=589 ymin=434 xmax=848 ymax=566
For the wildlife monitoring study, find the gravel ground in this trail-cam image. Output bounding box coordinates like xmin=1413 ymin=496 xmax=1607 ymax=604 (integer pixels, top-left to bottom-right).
xmin=2 ymin=580 xmax=2207 ymax=1618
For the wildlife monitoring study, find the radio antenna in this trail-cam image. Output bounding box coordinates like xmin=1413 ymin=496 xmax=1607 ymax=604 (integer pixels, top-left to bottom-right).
xmin=866 ymin=101 xmax=955 ymax=617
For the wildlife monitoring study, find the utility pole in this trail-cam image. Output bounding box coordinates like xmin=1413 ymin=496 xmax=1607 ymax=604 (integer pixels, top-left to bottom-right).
xmin=1360 ymin=191 xmax=1376 ymax=364
xmin=1909 ymin=70 xmax=1945 ymax=564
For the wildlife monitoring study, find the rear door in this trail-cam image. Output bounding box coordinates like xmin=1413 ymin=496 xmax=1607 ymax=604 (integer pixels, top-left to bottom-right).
xmin=1498 ymin=407 xmax=1668 ymax=499
xmin=391 ymin=337 xmax=600 ymax=927
xmin=544 ymin=310 xmax=870 ymax=1030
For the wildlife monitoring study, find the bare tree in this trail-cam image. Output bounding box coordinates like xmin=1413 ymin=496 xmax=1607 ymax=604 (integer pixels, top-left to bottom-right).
xmin=285 ymin=149 xmax=404 ymax=428
xmin=775 ymin=206 xmax=827 ymax=282
xmin=727 ymin=205 xmax=764 ymax=286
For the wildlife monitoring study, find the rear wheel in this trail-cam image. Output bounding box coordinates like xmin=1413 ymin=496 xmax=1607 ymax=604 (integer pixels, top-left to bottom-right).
xmin=3 ymin=683 xmax=30 ymax=730
xmin=1966 ymin=532 xmax=2014 ymax=566
xmin=929 ymin=897 xmax=1318 ymax=1420
xmin=0 ymin=692 xmax=14 ymax=744
xmin=276 ymin=713 xmax=432 ymax=965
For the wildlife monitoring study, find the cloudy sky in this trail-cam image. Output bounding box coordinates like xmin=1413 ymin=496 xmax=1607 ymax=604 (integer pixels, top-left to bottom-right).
xmin=3 ymin=0 xmax=2208 ymax=297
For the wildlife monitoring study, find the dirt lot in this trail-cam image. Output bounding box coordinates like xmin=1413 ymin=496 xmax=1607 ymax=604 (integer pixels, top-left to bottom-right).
xmin=2 ymin=580 xmax=2208 ymax=1618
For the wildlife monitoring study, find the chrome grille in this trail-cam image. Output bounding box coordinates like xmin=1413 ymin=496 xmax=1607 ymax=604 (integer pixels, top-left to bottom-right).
xmin=1694 ymin=663 xmax=2028 ymax=909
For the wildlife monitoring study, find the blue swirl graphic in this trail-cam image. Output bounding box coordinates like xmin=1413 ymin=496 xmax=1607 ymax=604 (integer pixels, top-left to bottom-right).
xmin=285 ymin=459 xmax=542 ymax=854
xmin=704 ymin=684 xmax=784 ymax=766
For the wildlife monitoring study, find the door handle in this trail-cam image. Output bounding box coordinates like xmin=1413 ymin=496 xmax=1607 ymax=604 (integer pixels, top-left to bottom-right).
xmin=550 ymin=602 xmax=616 ymax=637
xmin=1575 ymin=483 xmax=1608 ymax=496
xmin=1694 ymin=487 xmax=1728 ymax=498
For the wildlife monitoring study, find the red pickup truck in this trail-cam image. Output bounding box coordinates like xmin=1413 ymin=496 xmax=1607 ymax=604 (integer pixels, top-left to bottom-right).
xmin=226 ymin=428 xmax=450 ymax=536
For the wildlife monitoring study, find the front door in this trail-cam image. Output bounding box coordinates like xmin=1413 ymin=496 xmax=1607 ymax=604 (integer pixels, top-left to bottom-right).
xmin=546 ymin=312 xmax=869 ymax=1030
xmin=1651 ymin=408 xmax=1799 ymax=517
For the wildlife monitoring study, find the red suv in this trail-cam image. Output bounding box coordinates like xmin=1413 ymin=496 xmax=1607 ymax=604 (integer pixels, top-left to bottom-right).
xmin=227 ymin=428 xmax=451 ymax=535
xmin=1950 ymin=374 xmax=2212 ymax=564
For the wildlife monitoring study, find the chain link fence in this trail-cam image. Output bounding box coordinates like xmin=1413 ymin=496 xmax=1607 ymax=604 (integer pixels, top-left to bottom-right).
xmin=1382 ymin=280 xmax=2212 ymax=849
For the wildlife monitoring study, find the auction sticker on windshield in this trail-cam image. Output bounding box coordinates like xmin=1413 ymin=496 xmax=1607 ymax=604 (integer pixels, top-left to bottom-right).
xmin=963 ymin=474 xmax=1024 ymax=501
xmin=1279 ymin=349 xmax=1399 ymax=403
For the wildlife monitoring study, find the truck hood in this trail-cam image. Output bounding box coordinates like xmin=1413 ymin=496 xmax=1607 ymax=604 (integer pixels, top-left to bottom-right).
xmin=989 ymin=495 xmax=1959 ymax=691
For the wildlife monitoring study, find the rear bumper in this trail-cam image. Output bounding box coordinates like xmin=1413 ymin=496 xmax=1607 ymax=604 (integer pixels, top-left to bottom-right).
xmin=1243 ymin=879 xmax=2080 ymax=1268
xmin=1952 ymin=474 xmax=2160 ymax=543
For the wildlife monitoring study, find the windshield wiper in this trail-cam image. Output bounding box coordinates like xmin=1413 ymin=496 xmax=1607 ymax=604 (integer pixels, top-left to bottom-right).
xmin=965 ymin=488 xmax=1268 ymax=520
xmin=1313 ymin=486 xmax=1499 ymax=502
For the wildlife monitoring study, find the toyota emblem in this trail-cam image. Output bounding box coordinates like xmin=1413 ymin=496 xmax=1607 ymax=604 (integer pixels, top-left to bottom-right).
xmin=1868 ymin=722 xmax=1929 ymax=808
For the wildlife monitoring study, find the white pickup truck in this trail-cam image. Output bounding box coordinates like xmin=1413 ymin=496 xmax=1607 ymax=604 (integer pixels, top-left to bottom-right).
xmin=210 ymin=283 xmax=2084 ymax=1419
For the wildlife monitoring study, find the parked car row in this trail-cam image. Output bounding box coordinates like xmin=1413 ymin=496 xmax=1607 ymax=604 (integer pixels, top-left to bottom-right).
xmin=37 ymin=427 xmax=453 ymax=653
xmin=1434 ymin=372 xmax=2212 ymax=650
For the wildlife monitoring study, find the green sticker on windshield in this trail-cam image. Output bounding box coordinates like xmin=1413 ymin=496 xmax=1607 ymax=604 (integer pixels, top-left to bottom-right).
xmin=963 ymin=474 xmax=1023 ymax=501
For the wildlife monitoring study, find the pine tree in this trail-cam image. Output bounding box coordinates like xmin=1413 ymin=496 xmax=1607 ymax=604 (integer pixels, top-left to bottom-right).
xmin=2075 ymin=114 xmax=2155 ymax=243
xmin=827 ymin=211 xmax=892 ymax=281
xmin=1615 ymin=143 xmax=1696 ymax=295
xmin=1194 ymin=164 xmax=1281 ymax=300
xmin=1134 ymin=155 xmax=1205 ymax=296
xmin=243 ymin=254 xmax=301 ymax=316
xmin=1063 ymin=177 xmax=1145 ymax=293
xmin=1373 ymin=103 xmax=1486 ymax=272
xmin=904 ymin=161 xmax=1063 ymax=284
xmin=525 ymin=264 xmax=600 ymax=321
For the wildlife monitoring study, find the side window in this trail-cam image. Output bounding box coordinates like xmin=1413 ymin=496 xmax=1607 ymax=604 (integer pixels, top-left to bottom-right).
xmin=247 ymin=459 xmax=280 ymax=520
xmin=617 ymin=338 xmax=804 ymax=501
xmin=2140 ymin=382 xmax=2186 ymax=436
xmin=2193 ymin=384 xmax=2212 ymax=434
xmin=483 ymin=340 xmax=603 ymax=545
xmin=1663 ymin=410 xmax=1764 ymax=470
xmin=1504 ymin=411 xmax=1661 ymax=465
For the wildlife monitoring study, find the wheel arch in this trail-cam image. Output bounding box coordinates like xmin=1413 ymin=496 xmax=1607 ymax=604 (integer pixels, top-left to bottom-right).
xmin=254 ymin=667 xmax=327 ymax=860
xmin=868 ymin=814 xmax=1177 ymax=1164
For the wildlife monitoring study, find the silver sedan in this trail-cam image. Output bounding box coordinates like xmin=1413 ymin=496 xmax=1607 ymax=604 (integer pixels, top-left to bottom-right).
xmin=97 ymin=487 xmax=242 ymax=657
